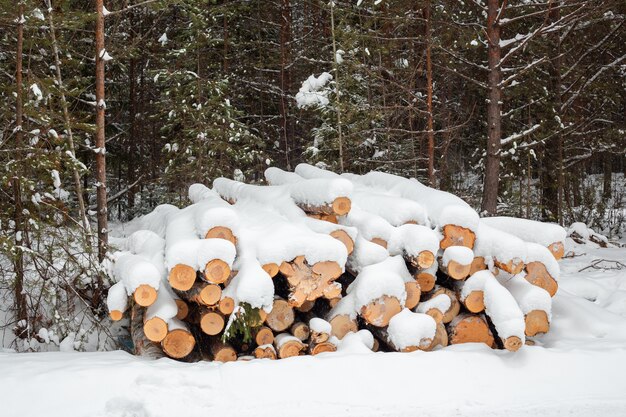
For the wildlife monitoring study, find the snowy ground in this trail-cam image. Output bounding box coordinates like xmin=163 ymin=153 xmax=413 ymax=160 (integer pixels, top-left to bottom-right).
xmin=1 ymin=239 xmax=626 ymax=417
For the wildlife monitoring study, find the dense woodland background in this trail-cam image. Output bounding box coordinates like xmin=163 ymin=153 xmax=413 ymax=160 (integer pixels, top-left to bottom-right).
xmin=0 ymin=0 xmax=624 ymax=349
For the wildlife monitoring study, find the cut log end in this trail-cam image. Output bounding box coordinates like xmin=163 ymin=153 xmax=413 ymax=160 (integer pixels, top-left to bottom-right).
xmin=463 ymin=290 xmax=485 ymax=313
xmin=169 ymin=264 xmax=196 ymax=291
xmin=253 ymin=345 xmax=277 ymax=360
xmin=446 ymin=259 xmax=472 ymax=280
xmin=290 ymin=322 xmax=311 ymax=341
xmin=200 ymin=311 xmax=225 ymax=336
xmin=254 ymin=326 xmax=275 ymax=346
xmin=448 ymin=315 xmax=494 ymax=347
xmin=330 ymin=229 xmax=354 ymax=255
xmin=204 ymin=259 xmax=231 ymax=284
xmin=218 ymin=297 xmax=235 ymax=315
xmin=503 ymin=336 xmax=523 ymax=352
xmin=548 ymin=241 xmax=564 ymax=260
xmin=329 ymin=314 xmax=358 ymax=339
xmin=440 ymin=224 xmax=476 ymax=250
xmin=143 ymin=317 xmax=168 ymax=342
xmin=109 ymin=310 xmax=123 ymax=321
xmin=277 ymin=339 xmax=306 ymax=359
xmin=265 ymin=299 xmax=295 ymax=332
xmin=175 ymin=299 xmax=189 ymax=320
xmin=200 ymin=284 xmax=222 ymax=306
xmin=360 ymin=295 xmax=402 ymax=327
xmin=310 ymin=342 xmax=337 ymax=355
xmin=404 ymin=281 xmax=421 ymax=310
xmin=525 ymin=261 xmax=558 ymax=297
xmin=416 ymin=271 xmax=436 ymax=293
xmin=161 ymin=329 xmax=195 ymax=359
xmin=262 ymin=263 xmax=280 ymax=278
xmin=205 ymin=226 xmax=237 ymax=245
xmin=371 ymin=237 xmax=388 ymax=249
xmin=525 ymin=310 xmax=550 ymax=337
xmin=331 ymin=196 xmax=352 ymax=216
xmin=416 ymin=250 xmax=435 ymax=269
xmin=470 ymin=256 xmax=487 ymax=275
xmin=133 ymin=284 xmax=158 ymax=307
xmin=495 ymin=258 xmax=525 ymax=275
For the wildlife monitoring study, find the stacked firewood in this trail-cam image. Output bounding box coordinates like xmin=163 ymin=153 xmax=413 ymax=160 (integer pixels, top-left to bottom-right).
xmin=106 ymin=164 xmax=566 ymax=361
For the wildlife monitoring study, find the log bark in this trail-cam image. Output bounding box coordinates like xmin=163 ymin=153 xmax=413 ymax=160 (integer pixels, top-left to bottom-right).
xmin=175 ymin=299 xmax=189 ymax=320
xmin=130 ymin=304 xmax=164 ymax=358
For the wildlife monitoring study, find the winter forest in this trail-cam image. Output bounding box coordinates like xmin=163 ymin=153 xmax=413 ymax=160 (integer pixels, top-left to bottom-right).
xmin=0 ymin=1 xmax=625 ymax=416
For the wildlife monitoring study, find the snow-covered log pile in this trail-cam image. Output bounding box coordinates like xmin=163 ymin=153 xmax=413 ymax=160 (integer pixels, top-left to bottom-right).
xmin=105 ymin=164 xmax=566 ymax=361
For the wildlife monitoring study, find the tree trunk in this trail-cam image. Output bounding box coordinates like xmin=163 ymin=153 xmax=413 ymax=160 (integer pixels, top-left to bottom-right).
xmin=13 ymin=3 xmax=27 ymax=336
xmin=424 ymin=0 xmax=435 ymax=186
xmin=481 ymin=0 xmax=504 ymax=215
xmin=542 ymin=2 xmax=563 ymax=223
xmin=47 ymin=0 xmax=90 ymax=234
xmin=279 ymin=0 xmax=292 ymax=170
xmin=329 ymin=2 xmax=344 ymax=172
xmin=603 ymin=152 xmax=612 ymax=198
xmin=95 ymin=0 xmax=108 ymax=263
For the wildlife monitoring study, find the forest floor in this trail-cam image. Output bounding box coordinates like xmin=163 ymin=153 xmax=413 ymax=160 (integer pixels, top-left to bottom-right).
xmin=1 ymin=239 xmax=625 ymax=417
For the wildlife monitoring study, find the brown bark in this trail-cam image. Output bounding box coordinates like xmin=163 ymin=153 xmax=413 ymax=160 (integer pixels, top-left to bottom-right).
xmin=13 ymin=3 xmax=27 ymax=334
xmin=95 ymin=0 xmax=109 ymax=264
xmin=424 ymin=0 xmax=435 ymax=186
xmin=481 ymin=0 xmax=504 ymax=215
xmin=279 ymin=0 xmax=292 ymax=169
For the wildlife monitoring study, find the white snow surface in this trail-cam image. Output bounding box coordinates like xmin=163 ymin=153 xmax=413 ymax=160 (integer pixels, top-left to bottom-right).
xmin=442 ymin=245 xmax=474 ymax=267
xmin=309 ymin=318 xmax=332 ymax=335
xmin=501 ymin=273 xmax=552 ymax=319
xmin=387 ymin=223 xmax=440 ymax=260
xmin=353 ymin=171 xmax=480 ymax=232
xmin=113 ymin=252 xmax=161 ymax=294
xmin=483 ymin=271 xmax=526 ymax=341
xmin=3 ymin=242 xmax=626 ymax=417
xmin=474 ymin=222 xmax=527 ymax=264
xmin=145 ymin=289 xmax=178 ymax=322
xmin=351 ymin=190 xmax=429 ymax=227
xmin=481 ymin=216 xmax=567 ymax=247
xmin=348 ymin=256 xmax=407 ymax=312
xmin=105 ymin=281 xmax=128 ymax=314
xmin=340 ymin=206 xmax=394 ymax=242
xmin=416 ymin=294 xmax=452 ymax=315
xmin=223 ymin=252 xmax=274 ymax=312
xmin=525 ymin=242 xmax=560 ymax=279
xmin=387 ymin=309 xmax=437 ymax=350
xmin=460 ymin=270 xmax=491 ymax=301
xmin=346 ymin=235 xmax=389 ymax=273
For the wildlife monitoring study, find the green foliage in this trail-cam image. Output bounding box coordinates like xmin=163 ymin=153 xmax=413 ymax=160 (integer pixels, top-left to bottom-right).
xmin=221 ymin=303 xmax=263 ymax=345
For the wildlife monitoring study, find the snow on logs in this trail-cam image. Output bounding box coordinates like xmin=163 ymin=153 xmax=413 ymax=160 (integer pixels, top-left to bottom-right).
xmin=481 ymin=216 xmax=566 ymax=260
xmin=107 ymin=165 xmax=563 ymax=360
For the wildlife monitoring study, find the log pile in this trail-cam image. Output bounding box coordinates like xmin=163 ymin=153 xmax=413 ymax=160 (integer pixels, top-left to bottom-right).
xmin=106 ymin=164 xmax=566 ymax=361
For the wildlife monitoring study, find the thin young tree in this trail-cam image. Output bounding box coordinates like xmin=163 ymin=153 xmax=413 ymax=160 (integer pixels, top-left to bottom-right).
xmin=95 ymin=0 xmax=108 ymax=263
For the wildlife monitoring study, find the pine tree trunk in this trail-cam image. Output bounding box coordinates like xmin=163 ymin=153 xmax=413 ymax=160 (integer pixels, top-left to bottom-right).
xmin=95 ymin=0 xmax=108 ymax=262
xmin=279 ymin=0 xmax=292 ymax=170
xmin=603 ymin=152 xmax=612 ymax=198
xmin=13 ymin=2 xmax=27 ymax=335
xmin=47 ymin=0 xmax=90 ymax=234
xmin=424 ymin=0 xmax=435 ymax=186
xmin=481 ymin=0 xmax=503 ymax=215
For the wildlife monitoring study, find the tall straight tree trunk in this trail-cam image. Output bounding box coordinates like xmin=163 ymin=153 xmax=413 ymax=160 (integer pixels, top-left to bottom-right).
xmin=424 ymin=0 xmax=435 ymax=186
xmin=46 ymin=0 xmax=90 ymax=234
xmin=95 ymin=0 xmax=108 ymax=264
xmin=13 ymin=2 xmax=27 ymax=332
xmin=603 ymin=152 xmax=612 ymax=198
xmin=542 ymin=2 xmax=563 ymax=223
xmin=329 ymin=1 xmax=344 ymax=172
xmin=279 ymin=0 xmax=292 ymax=170
xmin=481 ymin=0 xmax=504 ymax=215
